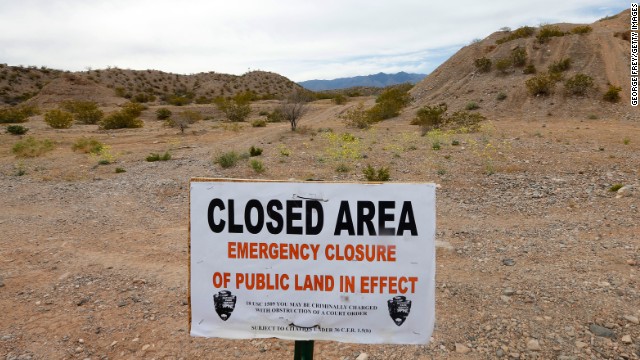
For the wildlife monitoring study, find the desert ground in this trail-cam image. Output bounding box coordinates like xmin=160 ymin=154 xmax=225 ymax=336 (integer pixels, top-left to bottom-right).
xmin=0 ymin=98 xmax=639 ymax=360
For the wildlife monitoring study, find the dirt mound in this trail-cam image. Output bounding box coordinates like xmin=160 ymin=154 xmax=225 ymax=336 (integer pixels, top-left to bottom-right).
xmin=25 ymin=73 xmax=126 ymax=108
xmin=410 ymin=10 xmax=636 ymax=121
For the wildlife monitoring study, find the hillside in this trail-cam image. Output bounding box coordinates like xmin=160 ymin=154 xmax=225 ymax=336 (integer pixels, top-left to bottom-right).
xmin=409 ymin=10 xmax=636 ymax=121
xmin=0 ymin=65 xmax=303 ymax=108
xmin=299 ymin=72 xmax=426 ymax=91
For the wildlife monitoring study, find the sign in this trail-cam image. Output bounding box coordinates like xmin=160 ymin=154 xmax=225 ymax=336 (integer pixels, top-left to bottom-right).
xmin=190 ymin=179 xmax=436 ymax=344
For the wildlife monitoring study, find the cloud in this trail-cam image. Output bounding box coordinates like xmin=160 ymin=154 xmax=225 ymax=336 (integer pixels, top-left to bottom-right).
xmin=0 ymin=0 xmax=628 ymax=81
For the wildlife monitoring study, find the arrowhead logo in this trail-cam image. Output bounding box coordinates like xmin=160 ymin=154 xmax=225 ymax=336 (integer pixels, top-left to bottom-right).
xmin=213 ymin=290 xmax=237 ymax=321
xmin=387 ymin=296 xmax=412 ymax=326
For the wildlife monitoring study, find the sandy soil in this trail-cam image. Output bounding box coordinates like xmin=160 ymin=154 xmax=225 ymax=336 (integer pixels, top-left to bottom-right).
xmin=1 ymin=100 xmax=639 ymax=359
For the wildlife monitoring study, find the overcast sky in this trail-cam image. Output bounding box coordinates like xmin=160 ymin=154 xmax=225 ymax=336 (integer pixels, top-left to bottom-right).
xmin=0 ymin=0 xmax=627 ymax=82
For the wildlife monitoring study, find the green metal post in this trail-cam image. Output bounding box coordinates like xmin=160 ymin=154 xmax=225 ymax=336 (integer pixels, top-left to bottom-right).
xmin=294 ymin=340 xmax=314 ymax=360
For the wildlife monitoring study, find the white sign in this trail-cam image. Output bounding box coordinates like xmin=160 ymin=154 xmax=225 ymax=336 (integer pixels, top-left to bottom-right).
xmin=190 ymin=179 xmax=436 ymax=344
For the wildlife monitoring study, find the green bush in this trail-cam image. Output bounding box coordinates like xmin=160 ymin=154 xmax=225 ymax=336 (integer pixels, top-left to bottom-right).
xmin=564 ymin=73 xmax=594 ymax=95
xmin=523 ymin=64 xmax=537 ymax=74
xmin=133 ymin=93 xmax=155 ymax=103
xmin=251 ymin=119 xmax=267 ymax=127
xmin=465 ymin=102 xmax=480 ymax=110
xmin=497 ymin=92 xmax=507 ymax=101
xmin=603 ymin=85 xmax=622 ymax=103
xmin=165 ymin=94 xmax=193 ymax=106
xmin=12 ymin=137 xmax=55 ymax=157
xmin=146 ymin=151 xmax=171 ymax=162
xmin=121 ymin=102 xmax=146 ymax=117
xmin=609 ymin=183 xmax=624 ymax=192
xmin=115 ymin=167 xmax=126 ymax=173
xmin=155 ymin=108 xmax=172 ymax=120
xmin=99 ymin=111 xmax=143 ymax=130
xmin=537 ymin=25 xmax=566 ymax=43
xmin=526 ymin=73 xmax=556 ymax=96
xmin=215 ymin=151 xmax=240 ymax=168
xmin=548 ymin=58 xmax=571 ymax=73
xmin=216 ymin=98 xmax=251 ymax=122
xmin=44 ymin=109 xmax=73 ymax=129
xmin=495 ymin=58 xmax=512 ymax=74
xmin=341 ymin=103 xmax=372 ymax=129
xmin=367 ymin=84 xmax=412 ymax=122
xmin=6 ymin=125 xmax=28 ymax=135
xmin=411 ymin=103 xmax=448 ymax=134
xmin=0 ymin=105 xmax=39 ymax=123
xmin=474 ymin=57 xmax=492 ymax=73
xmin=333 ymin=94 xmax=348 ymax=105
xmin=510 ymin=48 xmax=527 ymax=67
xmin=571 ymin=25 xmax=592 ymax=35
xmin=266 ymin=108 xmax=284 ymax=122
xmin=249 ymin=146 xmax=263 ymax=157
xmin=363 ymin=165 xmax=390 ymax=182
xmin=250 ymin=159 xmax=265 ymax=173
xmin=61 ymin=100 xmax=104 ymax=124
xmin=496 ymin=26 xmax=535 ymax=44
xmin=72 ymin=137 xmax=104 ymax=154
xmin=446 ymin=111 xmax=486 ymax=132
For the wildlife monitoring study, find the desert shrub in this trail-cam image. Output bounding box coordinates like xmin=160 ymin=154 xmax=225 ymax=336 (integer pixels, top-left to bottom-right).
xmin=61 ymin=100 xmax=103 ymax=124
xmin=548 ymin=58 xmax=571 ymax=73
xmin=465 ymin=102 xmax=480 ymax=110
xmin=447 ymin=111 xmax=486 ymax=132
xmin=495 ymin=58 xmax=512 ymax=74
xmin=133 ymin=93 xmax=155 ymax=103
xmin=614 ymin=31 xmax=631 ymax=42
xmin=72 ymin=137 xmax=104 ymax=154
xmin=6 ymin=125 xmax=28 ymax=135
xmin=250 ymin=159 xmax=265 ymax=173
xmin=571 ymin=26 xmax=592 ymax=35
xmin=44 ymin=109 xmax=73 ymax=129
xmin=363 ymin=165 xmax=390 ymax=182
xmin=0 ymin=105 xmax=39 ymax=123
xmin=249 ymin=146 xmax=263 ymax=157
xmin=474 ymin=57 xmax=492 ymax=73
xmin=603 ymin=85 xmax=622 ymax=103
xmin=335 ymin=163 xmax=350 ymax=173
xmin=564 ymin=73 xmax=594 ymax=95
xmin=155 ymin=107 xmax=172 ymax=120
xmin=411 ymin=103 xmax=448 ymax=134
xmin=609 ymin=184 xmax=624 ymax=192
xmin=12 ymin=137 xmax=55 ymax=157
xmin=510 ymin=47 xmax=527 ymax=67
xmin=216 ymin=98 xmax=251 ymax=122
xmin=121 ymin=102 xmax=146 ymax=117
xmin=251 ymin=119 xmax=267 ymax=127
xmin=165 ymin=94 xmax=193 ymax=106
xmin=215 ymin=151 xmax=240 ymax=168
xmin=266 ymin=108 xmax=284 ymax=122
xmin=146 ymin=151 xmax=171 ymax=162
xmin=496 ymin=92 xmax=507 ymax=101
xmin=367 ymin=84 xmax=412 ymax=122
xmin=99 ymin=111 xmax=143 ymax=130
xmin=537 ymin=25 xmax=566 ymax=43
xmin=165 ymin=110 xmax=202 ymax=133
xmin=523 ymin=64 xmax=537 ymax=74
xmin=333 ymin=94 xmax=347 ymax=105
xmin=115 ymin=167 xmax=126 ymax=173
xmin=195 ymin=96 xmax=211 ymax=104
xmin=341 ymin=103 xmax=372 ymax=129
xmin=496 ymin=26 xmax=535 ymax=44
xmin=526 ymin=73 xmax=556 ymax=96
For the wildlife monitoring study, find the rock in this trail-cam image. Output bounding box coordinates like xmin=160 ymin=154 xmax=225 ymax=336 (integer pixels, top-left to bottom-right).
xmin=355 ymin=353 xmax=369 ymax=360
xmin=616 ymin=185 xmax=633 ymax=198
xmin=623 ymin=315 xmax=639 ymax=324
xmin=502 ymin=288 xmax=516 ymax=296
xmin=526 ymin=339 xmax=541 ymax=351
xmin=496 ymin=348 xmax=505 ymax=357
xmin=141 ymin=344 xmax=151 ymax=351
xmin=500 ymin=295 xmax=512 ymax=303
xmin=502 ymin=258 xmax=516 ymax=266
xmin=589 ymin=324 xmax=615 ymax=338
xmin=621 ymin=335 xmax=632 ymax=344
xmin=455 ymin=343 xmax=470 ymax=354
xmin=0 ymin=276 xmax=4 ymax=287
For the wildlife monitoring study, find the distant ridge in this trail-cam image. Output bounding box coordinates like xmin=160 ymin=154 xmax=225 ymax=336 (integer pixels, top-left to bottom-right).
xmin=299 ymin=72 xmax=426 ymax=91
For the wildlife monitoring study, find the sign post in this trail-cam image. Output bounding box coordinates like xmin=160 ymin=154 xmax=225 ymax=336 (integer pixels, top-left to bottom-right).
xmin=189 ymin=179 xmax=436 ymax=351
